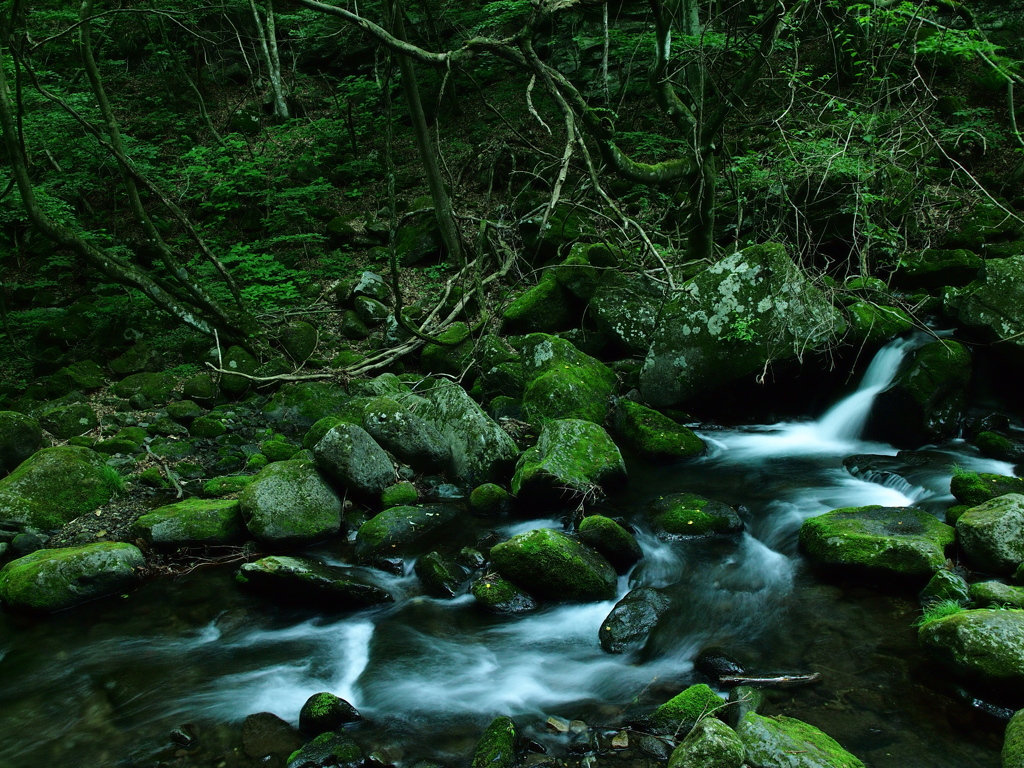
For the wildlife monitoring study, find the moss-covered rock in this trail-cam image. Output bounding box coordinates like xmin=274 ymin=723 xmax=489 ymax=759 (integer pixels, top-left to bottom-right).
xmin=186 ymin=416 xmax=225 ymax=439
xmin=419 ymin=322 xmax=474 ymax=378
xmin=0 ymin=411 xmax=41 ymax=473
xmin=47 ymin=360 xmax=106 ymax=397
xmin=469 ymin=483 xmax=511 ymax=516
xmin=133 ymin=498 xmax=244 ymax=550
xmin=578 ymin=515 xmax=642 ymax=573
xmin=109 ymin=342 xmax=163 ymax=376
xmin=845 ymin=302 xmax=913 ymax=346
xmin=956 ymin=494 xmax=1024 ymax=574
xmin=649 ymin=493 xmax=743 ymax=537
xmin=299 ymin=693 xmax=361 ymax=737
xmin=953 ymin=255 xmax=1024 ymax=363
xmin=920 ymin=568 xmax=970 ymax=605
xmin=667 ymin=716 xmax=744 ymax=768
xmin=381 ymin=481 xmax=418 ymax=509
xmin=489 ymin=527 xmax=616 ymax=602
xmin=279 ymin=320 xmax=318 ymax=362
xmin=519 ymin=334 xmax=616 ymax=424
xmin=640 ymin=243 xmax=844 ymax=407
xmin=239 ymin=460 xmax=342 ymax=546
xmin=512 ymin=419 xmax=626 ymax=504
xmin=262 ymin=437 xmax=300 ymax=463
xmin=599 ymin=586 xmax=671 ymax=653
xmin=552 ymin=242 xmax=619 ymax=300
xmin=354 ymin=504 xmax=460 ymax=562
xmin=263 ymin=382 xmax=351 ymax=435
xmin=362 ymin=397 xmax=449 ymax=473
xmin=918 ymin=608 xmax=1024 ymax=687
xmin=893 ymin=248 xmax=983 ymax=290
xmin=202 ymin=475 xmax=254 ymax=497
xmin=217 ymin=345 xmax=259 ymax=396
xmin=0 ymin=542 xmax=144 ymax=612
xmin=111 ymin=371 xmax=177 ymax=405
xmin=340 ymin=309 xmax=371 ymax=340
xmin=737 ymin=713 xmax=864 ymax=768
xmin=166 ymin=400 xmax=204 ymax=424
xmin=589 ymin=272 xmax=665 ymax=356
xmin=975 ymin=431 xmax=1024 ymax=463
xmin=612 ymin=400 xmax=706 ymax=460
xmin=415 ymin=550 xmax=469 ymax=598
xmin=39 ymin=401 xmax=98 ymax=439
xmin=471 ymin=571 xmax=538 ymax=614
xmin=969 ymin=580 xmax=1024 ymax=609
xmin=237 ymin=555 xmax=393 ymax=608
xmin=1004 ymin=709 xmax=1024 ymax=768
xmin=394 ymin=209 xmax=442 ymax=267
xmin=181 ymin=373 xmax=218 ymax=405
xmin=313 ymin=423 xmax=394 ymax=498
xmin=0 ymin=446 xmax=115 ymax=532
xmin=286 ymin=729 xmax=364 ymax=768
xmin=650 ymin=684 xmax=725 ymax=735
xmin=950 ymin=472 xmax=1024 ymax=506
xmin=501 ymin=272 xmax=576 ymax=334
xmin=470 ymin=716 xmax=517 ymax=768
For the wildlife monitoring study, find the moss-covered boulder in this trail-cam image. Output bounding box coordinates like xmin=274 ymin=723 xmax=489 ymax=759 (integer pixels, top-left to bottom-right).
xmin=649 ymin=493 xmax=743 ymax=537
xmin=799 ymin=505 xmax=953 ymax=579
xmin=202 ymin=475 xmax=254 ymax=497
xmin=589 ymin=272 xmax=665 ymax=356
xmin=381 ymin=481 xmax=418 ymax=509
xmin=109 ymin=342 xmax=163 ymax=376
xmin=39 ymin=401 xmax=98 ymax=439
xmin=519 ymin=334 xmax=616 ymax=424
xmin=612 ymin=400 xmax=705 ymax=460
xmin=362 ymin=397 xmax=449 ymax=473
xmin=578 ymin=515 xmax=642 ymax=573
xmin=236 ymin=555 xmax=393 ymax=609
xmin=420 ymin=322 xmax=475 ymax=378
xmin=471 ymin=716 xmax=517 ymax=768
xmin=471 ymin=571 xmax=538 ymax=614
xmin=286 ymin=730 xmax=364 ymax=768
xmin=867 ymin=340 xmax=971 ymax=446
xmin=511 ymin=419 xmax=626 ymax=504
xmin=552 ymin=242 xmax=619 ymax=300
xmin=954 ymin=256 xmax=1024 ymax=364
xmin=640 ymin=243 xmax=844 ymax=407
xmin=299 ymin=693 xmax=361 ymax=737
xmin=667 ymin=716 xmax=744 ymax=768
xmin=263 ymin=382 xmax=351 ymax=435
xmin=133 ymin=498 xmax=244 ymax=550
xmin=313 ymin=423 xmax=395 ymax=499
xmin=893 ymin=248 xmax=983 ymax=289
xmin=489 ymin=528 xmax=617 ymax=602
xmin=279 ymin=321 xmax=318 ymax=362
xmin=394 ymin=209 xmax=442 ymax=267
xmin=469 ymin=483 xmax=511 ymax=516
xmin=950 ymin=471 xmax=1024 ymax=506
xmin=969 ymin=580 xmax=1024 ymax=609
xmin=0 ymin=446 xmax=115 ymax=532
xmin=520 ymin=204 xmax=597 ymax=262
xmin=650 ymin=684 xmax=726 ymax=735
xmin=181 ymin=373 xmax=219 ymax=405
xmin=736 ymin=713 xmax=864 ymax=768
xmin=415 ymin=550 xmax=469 ymax=598
xmin=0 ymin=542 xmax=144 ymax=612
xmin=0 ymin=411 xmax=41 ymax=474
xmin=956 ymin=494 xmax=1024 ymax=575
xmin=844 ymin=302 xmax=913 ymax=346
xmin=354 ymin=504 xmax=460 ymax=562
xmin=920 ymin=568 xmax=970 ymax=605
xmin=239 ymin=460 xmax=342 ymax=546
xmin=216 ymin=345 xmax=259 ymax=396
xmin=599 ymin=586 xmax=671 ymax=653
xmin=1004 ymin=709 xmax=1024 ymax=768
xmin=502 ymin=272 xmax=576 ymax=335
xmin=975 ymin=431 xmax=1024 ymax=463
xmin=166 ymin=399 xmax=204 ymax=424
xmin=111 ymin=371 xmax=177 ymax=405
xmin=47 ymin=360 xmax=106 ymax=397
xmin=918 ymin=608 xmax=1024 ymax=687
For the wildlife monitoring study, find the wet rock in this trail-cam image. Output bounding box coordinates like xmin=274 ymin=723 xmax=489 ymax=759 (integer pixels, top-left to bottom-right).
xmin=362 ymin=397 xmax=449 ymax=473
xmin=954 ymin=255 xmax=1024 ymax=363
xmin=725 ymin=686 xmax=765 ymax=728
xmin=471 ymin=716 xmax=517 ymax=768
xmin=950 ymin=472 xmax=1024 ymax=506
xmin=314 ymin=423 xmax=395 ymax=498
xmin=667 ymin=716 xmax=744 ymax=768
xmin=578 ymin=515 xmax=642 ymax=573
xmin=799 ymin=505 xmax=954 ymax=579
xmin=469 ymin=483 xmax=511 ymax=516
xmin=0 ymin=411 xmax=41 ymax=474
xmin=1004 ymin=709 xmax=1024 ymax=768
xmin=918 ymin=608 xmax=1024 ymax=687
xmin=512 ymin=419 xmax=626 ymax=504
xmin=490 ymin=528 xmax=616 ymax=602
xmin=415 ymin=550 xmax=469 ymax=597
xmin=242 ymin=712 xmax=303 ymax=761
xmin=599 ymin=586 xmax=671 ymax=653
xmin=519 ymin=334 xmax=616 ymax=424
xmin=288 ymin=730 xmax=364 ymax=768
xmin=240 ymin=460 xmax=342 ymax=546
xmin=920 ymin=569 xmax=970 ymax=605
xmin=502 ymin=271 xmax=576 ymax=335
xmin=969 ymin=580 xmax=1024 ymax=609
xmin=132 ymin=498 xmax=244 ymax=550
xmin=381 ymin=482 xmax=418 ymax=509
xmin=956 ymin=494 xmax=1024 ymax=574
xmin=649 ymin=493 xmax=743 ymax=537
xmin=975 ymin=431 xmax=1024 ymax=463
xmin=0 ymin=542 xmax=144 ymax=612
xmin=650 ymin=684 xmax=726 ymax=736
xmin=695 ymin=649 xmax=746 ymax=682
xmin=736 ymin=712 xmax=864 ymax=768
xmin=355 ymin=504 xmax=460 ymax=562
xmin=471 ymin=572 xmax=538 ymax=614
xmin=237 ymin=555 xmax=393 ymax=609
xmin=11 ymin=532 xmax=46 ymax=556
xmin=611 ymin=399 xmax=706 ymax=460
xmin=299 ymin=693 xmax=361 ymax=737
xmin=39 ymin=401 xmax=98 ymax=439
xmin=111 ymin=371 xmax=178 ymax=405
xmin=844 ymin=302 xmax=913 ymax=346
xmin=262 ymin=382 xmax=352 ymax=435
xmin=638 ymin=735 xmax=674 ymax=760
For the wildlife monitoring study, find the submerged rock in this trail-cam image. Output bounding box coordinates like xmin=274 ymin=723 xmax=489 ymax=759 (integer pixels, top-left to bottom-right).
xmin=649 ymin=493 xmax=743 ymax=537
xmin=239 ymin=460 xmax=342 ymax=546
xmin=611 ymin=399 xmax=706 ymax=460
xmin=599 ymin=586 xmax=671 ymax=653
xmin=667 ymin=717 xmax=745 ymax=768
xmin=489 ymin=528 xmax=617 ymax=602
xmin=956 ymin=494 xmax=1024 ymax=574
xmin=918 ymin=608 xmax=1024 ymax=687
xmin=133 ymin=498 xmax=244 ymax=550
xmin=736 ymin=712 xmax=864 ymax=768
xmin=236 ymin=555 xmax=393 ymax=609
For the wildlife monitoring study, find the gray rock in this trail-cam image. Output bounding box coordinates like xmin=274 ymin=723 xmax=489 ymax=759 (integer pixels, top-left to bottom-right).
xmin=313 ymin=423 xmax=395 ymax=498
xmin=287 ymin=730 xmax=364 ymax=768
xmin=239 ymin=460 xmax=342 ymax=546
xmin=599 ymin=586 xmax=671 ymax=653
xmin=355 ymin=504 xmax=460 ymax=562
xmin=237 ymin=555 xmax=393 ymax=608
xmin=918 ymin=608 xmax=1024 ymax=687
xmin=920 ymin=569 xmax=970 ymax=605
xmin=262 ymin=381 xmax=352 ymax=434
xmin=969 ymin=580 xmax=1024 ymax=609
xmin=362 ymin=397 xmax=449 ymax=472
xmin=349 ymin=270 xmax=392 ymax=305
xmin=956 ymin=494 xmax=1024 ymax=575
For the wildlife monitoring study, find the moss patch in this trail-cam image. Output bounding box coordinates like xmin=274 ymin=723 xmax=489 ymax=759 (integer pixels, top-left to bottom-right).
xmin=489 ymin=527 xmax=617 ymax=602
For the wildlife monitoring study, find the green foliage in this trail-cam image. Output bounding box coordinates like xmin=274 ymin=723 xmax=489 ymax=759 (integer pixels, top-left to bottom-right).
xmin=913 ymin=599 xmax=966 ymax=627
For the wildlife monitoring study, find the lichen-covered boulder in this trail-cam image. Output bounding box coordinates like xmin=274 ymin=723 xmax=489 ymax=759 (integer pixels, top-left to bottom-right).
xmin=415 ymin=550 xmax=469 ymax=598
xmin=471 ymin=571 xmax=538 ymax=614
xmin=954 ymin=256 xmax=1024 ymax=363
xmin=299 ymin=693 xmax=361 ymax=737
xmin=286 ymin=730 xmax=364 ymax=768
xmin=0 ymin=411 xmax=41 ymax=474
xmin=956 ymin=494 xmax=1024 ymax=574
xmin=0 ymin=446 xmax=115 ymax=532
xmin=262 ymin=382 xmax=351 ymax=435
xmin=236 ymin=555 xmax=393 ymax=609
xmin=519 ymin=334 xmax=616 ymax=424
xmin=1004 ymin=709 xmax=1024 ymax=768
xmin=578 ymin=515 xmax=642 ymax=573
xmin=640 ymin=243 xmax=844 ymax=407
xmin=589 ymin=272 xmax=665 ymax=355
xmin=362 ymin=397 xmax=449 ymax=472
xmin=650 ymin=684 xmax=726 ymax=736
xmin=649 ymin=493 xmax=742 ymax=537
xmin=611 ymin=400 xmax=705 ymax=460
xmin=501 ymin=272 xmax=576 ymax=335
xmin=950 ymin=471 xmax=1024 ymax=506
xmin=313 ymin=423 xmax=395 ymax=498
xmin=736 ymin=713 xmax=864 ymax=768
xmin=867 ymin=340 xmax=971 ymax=446
xmin=918 ymin=608 xmax=1024 ymax=687
xmin=39 ymin=402 xmax=99 ymax=439
xmin=489 ymin=528 xmax=617 ymax=602
xmin=969 ymin=580 xmax=1024 ymax=609
xmin=667 ymin=717 xmax=744 ymax=768
xmin=239 ymin=460 xmax=342 ymax=546
xmin=133 ymin=498 xmax=244 ymax=550
xmin=416 ymin=381 xmax=518 ymax=485
xmin=599 ymin=586 xmax=671 ymax=653
xmin=844 ymin=302 xmax=913 ymax=346
xmin=355 ymin=504 xmax=460 ymax=562
xmin=471 ymin=716 xmax=517 ymax=768
xmin=511 ymin=419 xmax=626 ymax=504
xmin=0 ymin=542 xmax=144 ymax=612
xmin=799 ymin=505 xmax=953 ymax=579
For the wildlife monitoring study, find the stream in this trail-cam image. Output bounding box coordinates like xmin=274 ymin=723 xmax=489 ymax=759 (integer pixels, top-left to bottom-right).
xmin=0 ymin=333 xmax=1017 ymax=768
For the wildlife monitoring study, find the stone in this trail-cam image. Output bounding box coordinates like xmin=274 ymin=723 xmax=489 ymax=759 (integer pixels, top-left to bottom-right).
xmin=520 ymin=205 xmax=597 ymax=262
xmin=181 ymin=373 xmax=218 ymax=405
xmin=132 ymin=498 xmax=244 ymax=550
xmin=918 ymin=608 xmax=1024 ymax=687
xmin=590 ymin=272 xmax=665 ymax=355
xmin=649 ymin=493 xmax=743 ymax=537
xmin=893 ymin=248 xmax=982 ymax=289
xmin=667 ymin=717 xmax=745 ymax=768
xmin=612 ymin=400 xmax=706 ymax=460
xmin=578 ymin=515 xmax=642 ymax=573
xmin=489 ymin=528 xmax=617 ymax=602
xmin=919 ymin=569 xmax=970 ymax=605
xmin=950 ymin=472 xmax=1024 ymax=506
xmin=845 ymin=302 xmax=913 ymax=346
xmin=355 ymin=504 xmax=460 ymax=562
xmin=650 ymin=684 xmax=726 ymax=735
xmin=202 ymin=475 xmax=254 ymax=497
xmin=394 ymin=209 xmax=443 ymax=267
xmin=165 ymin=400 xmax=204 ymax=423
xmin=313 ymin=422 xmax=394 ymax=498
xmin=552 ymin=242 xmax=620 ymax=300
xmin=261 ymin=437 xmax=300 ymax=463
xmin=512 ymin=419 xmax=626 ymax=504
xmin=969 ymin=580 xmax=1024 ymax=609
xmin=501 ymin=272 xmax=576 ymax=334
xmin=241 ymin=712 xmax=303 ymax=761
xmin=47 ymin=360 xmax=105 ymax=396
xmin=109 ymin=342 xmax=163 ymax=376
xmin=299 ymin=692 xmax=361 ymax=737
xmin=469 ymin=483 xmax=511 ymax=516
xmin=640 ymin=243 xmax=844 ymax=407
xmin=381 ymin=481 xmax=418 ymax=509
xmin=0 ymin=542 xmax=144 ymax=612
xmin=236 ymin=555 xmax=393 ymax=608
xmin=287 ymin=730 xmax=364 ymax=768
xmin=39 ymin=402 xmax=98 ymax=439
xmin=415 ymin=550 xmax=469 ymax=597
xmin=420 ymin=322 xmax=474 ymax=379
xmin=340 ymin=309 xmax=371 ymax=340
xmin=262 ymin=382 xmax=352 ymax=436
xmin=471 ymin=716 xmax=517 ymax=768
xmin=956 ymin=494 xmax=1024 ymax=574
xmin=1004 ymin=709 xmax=1024 ymax=768
xmin=975 ymin=431 xmax=1024 ymax=463
xmin=239 ymin=460 xmax=342 ymax=546
xmin=279 ymin=320 xmax=318 ymax=362
xmin=799 ymin=505 xmax=954 ymax=579
xmin=362 ymin=397 xmax=449 ymax=473
xmin=349 ymin=271 xmax=392 ymax=305
xmin=217 ymin=345 xmax=259 ymax=395
xmin=954 ymin=256 xmax=1024 ymax=363
xmin=599 ymin=586 xmax=671 ymax=653
xmin=190 ymin=416 xmax=227 ymax=439
xmin=736 ymin=713 xmax=864 ymax=768
xmin=519 ymin=334 xmax=616 ymax=424
xmin=0 ymin=411 xmax=41 ymax=473
xmin=111 ymin=372 xmax=177 ymax=405
xmin=471 ymin=572 xmax=538 ymax=614
xmin=354 ymin=295 xmax=389 ymax=327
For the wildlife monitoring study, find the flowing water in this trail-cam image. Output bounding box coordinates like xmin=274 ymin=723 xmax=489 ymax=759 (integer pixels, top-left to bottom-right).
xmin=0 ymin=334 xmax=1018 ymax=767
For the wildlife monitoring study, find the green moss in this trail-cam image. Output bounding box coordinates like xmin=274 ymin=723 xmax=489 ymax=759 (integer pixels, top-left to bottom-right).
xmin=738 ymin=713 xmax=864 ymax=768
xmin=420 ymin=322 xmax=474 ymax=378
xmin=846 ymin=302 xmax=913 ymax=345
xmin=1003 ymin=709 xmax=1024 ymax=768
xmin=918 ymin=608 xmax=1024 ymax=684
xmin=191 ymin=416 xmax=227 ymax=439
xmin=651 ymin=684 xmax=725 ymax=734
xmin=471 ymin=572 xmax=537 ymax=614
xmin=246 ymin=453 xmax=269 ymax=471
xmin=138 ymin=466 xmax=168 ymax=488
xmin=951 ymin=471 xmax=1024 ymax=506
xmin=381 ymin=482 xmax=418 ymax=509
xmin=945 ymin=504 xmax=971 ymax=525
xmin=577 ymin=514 xmax=642 ymax=572
xmin=299 ymin=692 xmax=361 ymax=736
xmin=303 ymin=416 xmax=344 ymax=450
xmin=612 ymin=400 xmax=705 ymax=459
xmin=471 ymin=716 xmax=517 ymax=768
xmin=512 ymin=419 xmax=626 ymax=502
xmin=649 ymin=493 xmax=742 ymax=536
xmin=489 ymin=528 xmax=616 ymax=602
xmin=111 ymin=372 xmax=177 ymax=404
xmin=969 ymin=581 xmax=1024 ymax=610
xmin=202 ymin=475 xmax=254 ymax=497
xmin=355 ymin=504 xmax=460 ymax=560
xmin=261 ymin=438 xmax=299 ymax=462
xmin=133 ymin=498 xmax=243 ymax=549
xmin=469 ymin=483 xmax=510 ymax=515
xmin=287 ymin=730 xmax=363 ymax=768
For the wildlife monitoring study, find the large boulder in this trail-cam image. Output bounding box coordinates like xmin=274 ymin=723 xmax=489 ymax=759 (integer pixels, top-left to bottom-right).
xmin=511 ymin=419 xmax=626 ymax=504
xmin=640 ymin=243 xmax=844 ymax=407
xmin=519 ymin=334 xmax=616 ymax=424
xmin=918 ymin=608 xmax=1024 ymax=687
xmin=799 ymin=505 xmax=954 ymax=580
xmin=239 ymin=460 xmax=342 ymax=546
xmin=355 ymin=504 xmax=461 ymax=562
xmin=0 ymin=542 xmax=145 ymax=612
xmin=362 ymin=396 xmax=449 ymax=472
xmin=969 ymin=580 xmax=1024 ymax=609
xmin=956 ymin=494 xmax=1024 ymax=575
xmin=612 ymin=399 xmax=705 ymax=460
xmin=501 ymin=272 xmax=576 ymax=334
xmin=667 ymin=717 xmax=745 ymax=768
xmin=111 ymin=371 xmax=177 ymax=405
xmin=313 ymin=423 xmax=395 ymax=498
xmin=39 ymin=401 xmax=98 ymax=439
xmin=736 ymin=713 xmax=864 ymax=768
xmin=236 ymin=555 xmax=393 ymax=608
xmin=649 ymin=492 xmax=743 ymax=537
xmin=650 ymin=683 xmax=726 ymax=735
xmin=954 ymin=256 xmax=1024 ymax=364
xmin=589 ymin=272 xmax=665 ymax=355
xmin=132 ymin=498 xmax=244 ymax=550
xmin=599 ymin=586 xmax=671 ymax=653
xmin=489 ymin=528 xmax=617 ymax=602
xmin=0 ymin=446 xmax=116 ymax=532
xmin=262 ymin=382 xmax=351 ymax=435
xmin=844 ymin=302 xmax=913 ymax=346
xmin=0 ymin=411 xmax=41 ymax=474
xmin=1005 ymin=710 xmax=1024 ymax=768
xmin=950 ymin=471 xmax=1024 ymax=506
xmin=893 ymin=248 xmax=982 ymax=290
xmin=866 ymin=340 xmax=971 ymax=446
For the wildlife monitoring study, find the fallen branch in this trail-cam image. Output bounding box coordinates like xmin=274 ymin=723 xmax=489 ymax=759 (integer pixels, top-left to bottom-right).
xmin=204 ymin=362 xmax=336 ymax=383
xmin=719 ymin=673 xmax=823 ymax=689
